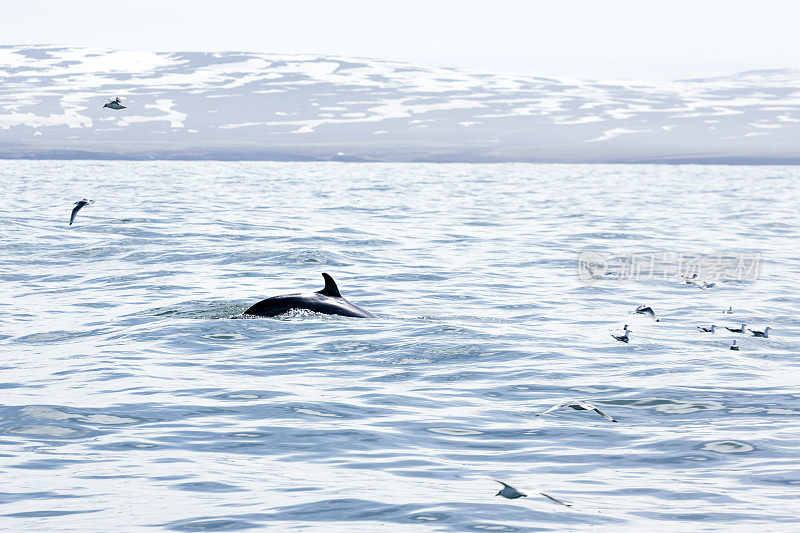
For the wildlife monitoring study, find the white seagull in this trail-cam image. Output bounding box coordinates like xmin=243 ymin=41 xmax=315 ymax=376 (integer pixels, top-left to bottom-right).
xmin=535 ymin=401 xmax=618 ymax=422
xmin=612 ymin=330 xmax=630 ymax=343
xmin=635 ymin=305 xmax=659 ymax=321
xmin=725 ymin=323 xmax=746 ymax=333
xmin=495 ymin=480 xmax=526 ymax=499
xmin=748 ymin=327 xmax=771 ymax=338
xmin=730 ymin=340 xmax=740 ymax=351
xmin=69 ymin=198 xmax=94 ymax=225
xmin=697 ymin=325 xmax=716 ymax=333
xmin=103 ymin=97 xmax=127 ymax=110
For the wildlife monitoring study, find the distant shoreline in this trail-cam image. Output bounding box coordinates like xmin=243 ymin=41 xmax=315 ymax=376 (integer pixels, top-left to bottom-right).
xmin=2 ymin=153 xmax=800 ymax=165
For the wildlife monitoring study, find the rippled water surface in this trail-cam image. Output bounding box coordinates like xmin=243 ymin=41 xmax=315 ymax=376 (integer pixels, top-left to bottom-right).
xmin=1 ymin=161 xmax=799 ymax=531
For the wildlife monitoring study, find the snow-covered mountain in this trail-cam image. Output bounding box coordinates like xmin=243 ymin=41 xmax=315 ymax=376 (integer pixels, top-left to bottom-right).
xmin=1 ymin=45 xmax=799 ymax=162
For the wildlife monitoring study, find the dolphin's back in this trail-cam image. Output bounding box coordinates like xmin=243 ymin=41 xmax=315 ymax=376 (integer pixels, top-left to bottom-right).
xmin=243 ymin=293 xmax=375 ymax=318
xmin=243 ymin=273 xmax=376 ymax=319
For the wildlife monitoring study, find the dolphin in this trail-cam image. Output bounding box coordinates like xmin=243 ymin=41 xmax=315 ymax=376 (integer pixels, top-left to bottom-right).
xmin=243 ymin=273 xmax=376 ymax=318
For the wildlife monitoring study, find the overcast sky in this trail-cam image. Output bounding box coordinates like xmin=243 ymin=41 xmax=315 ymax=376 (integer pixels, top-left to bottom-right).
xmin=4 ymin=0 xmax=800 ymax=80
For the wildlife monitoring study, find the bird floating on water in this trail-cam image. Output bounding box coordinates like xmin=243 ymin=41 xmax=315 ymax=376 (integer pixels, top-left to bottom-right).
xmin=681 ymin=274 xmax=698 ymax=284
xmin=730 ymin=340 xmax=740 ymax=350
xmin=724 ymin=306 xmax=733 ymax=314
xmin=697 ymin=325 xmax=716 ymax=333
xmin=535 ymin=401 xmax=618 ymax=422
xmin=725 ymin=324 xmax=746 ymax=333
xmin=69 ymin=198 xmax=94 ymax=225
xmin=612 ymin=330 xmax=630 ymax=343
xmin=635 ymin=305 xmax=659 ymax=321
xmin=495 ymin=480 xmax=526 ymax=499
xmin=103 ymin=97 xmax=126 ymax=110
xmin=748 ymin=327 xmax=771 ymax=338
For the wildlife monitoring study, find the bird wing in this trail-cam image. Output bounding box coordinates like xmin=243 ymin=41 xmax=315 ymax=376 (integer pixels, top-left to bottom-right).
xmin=535 ymin=402 xmax=570 ymax=416
xmin=575 ymin=401 xmax=617 ymax=422
xmin=494 ymin=480 xmax=512 ymax=489
xmin=591 ymin=407 xmax=617 ymax=422
xmin=540 ymin=493 xmax=572 ymax=507
xmin=69 ymin=203 xmax=82 ymax=225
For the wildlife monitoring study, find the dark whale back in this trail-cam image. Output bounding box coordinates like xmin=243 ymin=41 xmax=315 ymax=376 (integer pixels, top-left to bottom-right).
xmin=243 ymin=273 xmax=375 ymax=318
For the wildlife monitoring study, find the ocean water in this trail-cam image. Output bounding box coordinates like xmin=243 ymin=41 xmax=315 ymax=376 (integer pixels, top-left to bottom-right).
xmin=1 ymin=161 xmax=799 ymax=532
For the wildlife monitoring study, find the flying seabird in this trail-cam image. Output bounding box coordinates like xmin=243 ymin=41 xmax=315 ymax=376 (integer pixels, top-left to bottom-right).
xmin=612 ymin=325 xmax=632 ymax=338
xmin=635 ymin=305 xmax=660 ymax=321
xmin=697 ymin=325 xmax=716 ymax=333
xmin=495 ymin=480 xmax=526 ymax=499
xmin=69 ymin=198 xmax=94 ymax=225
xmin=730 ymin=340 xmax=740 ymax=351
xmin=535 ymin=401 xmax=618 ymax=422
xmin=540 ymin=493 xmax=572 ymax=507
xmin=748 ymin=327 xmax=771 ymax=338
xmin=725 ymin=323 xmax=746 ymax=333
xmin=612 ymin=330 xmax=630 ymax=343
xmin=103 ymin=97 xmax=127 ymax=110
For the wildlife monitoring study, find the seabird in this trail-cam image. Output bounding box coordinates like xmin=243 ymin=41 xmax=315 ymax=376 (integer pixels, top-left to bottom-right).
xmin=612 ymin=325 xmax=632 ymax=338
xmin=540 ymin=493 xmax=572 ymax=507
xmin=748 ymin=327 xmax=771 ymax=338
xmin=495 ymin=480 xmax=526 ymax=499
xmin=103 ymin=97 xmax=127 ymax=110
xmin=724 ymin=306 xmax=733 ymax=314
xmin=535 ymin=401 xmax=618 ymax=422
xmin=612 ymin=330 xmax=630 ymax=343
xmin=725 ymin=323 xmax=746 ymax=333
xmin=697 ymin=325 xmax=716 ymax=333
xmin=730 ymin=340 xmax=740 ymax=350
xmin=682 ymin=274 xmax=698 ymax=284
xmin=69 ymin=198 xmax=94 ymax=225
xmin=635 ymin=305 xmax=660 ymax=321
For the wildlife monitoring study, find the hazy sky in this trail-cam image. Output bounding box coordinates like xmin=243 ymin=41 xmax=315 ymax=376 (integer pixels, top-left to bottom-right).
xmin=4 ymin=0 xmax=800 ymax=80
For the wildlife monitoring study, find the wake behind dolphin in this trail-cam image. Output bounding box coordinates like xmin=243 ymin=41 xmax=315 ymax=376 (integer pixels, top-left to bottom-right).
xmin=243 ymin=273 xmax=376 ymax=318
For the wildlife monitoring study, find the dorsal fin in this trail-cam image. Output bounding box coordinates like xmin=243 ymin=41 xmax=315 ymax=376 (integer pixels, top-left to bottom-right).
xmin=317 ymin=272 xmax=341 ymax=297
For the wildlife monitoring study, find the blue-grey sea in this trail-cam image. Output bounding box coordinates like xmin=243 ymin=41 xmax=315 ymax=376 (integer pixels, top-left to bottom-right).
xmin=1 ymin=161 xmax=799 ymax=532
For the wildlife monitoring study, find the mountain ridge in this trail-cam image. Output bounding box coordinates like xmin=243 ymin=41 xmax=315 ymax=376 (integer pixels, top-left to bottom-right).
xmin=1 ymin=45 xmax=799 ymax=163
